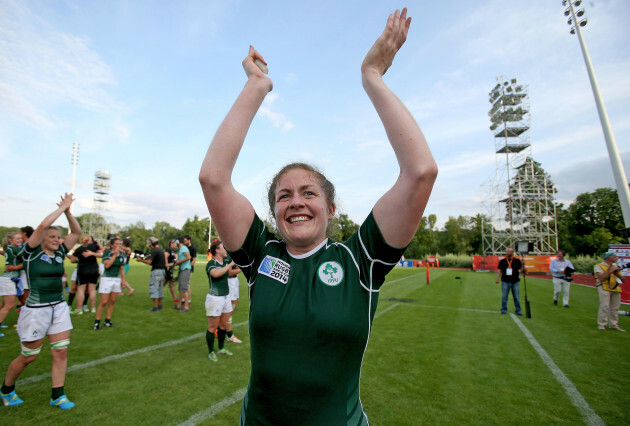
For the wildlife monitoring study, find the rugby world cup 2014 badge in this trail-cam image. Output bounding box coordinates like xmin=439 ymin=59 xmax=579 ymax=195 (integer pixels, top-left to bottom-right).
xmin=258 ymin=256 xmax=291 ymax=284
xmin=318 ymin=261 xmax=343 ymax=287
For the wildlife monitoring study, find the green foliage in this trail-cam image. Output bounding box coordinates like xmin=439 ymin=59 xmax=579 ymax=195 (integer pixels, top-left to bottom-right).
xmin=119 ymin=221 xmax=152 ymax=251
xmin=557 ymin=188 xmax=626 ymax=255
xmin=329 ymin=213 xmax=360 ymax=241
xmin=182 ymin=215 xmax=210 ymax=253
xmin=570 ymin=254 xmax=601 ymax=274
xmin=0 ymin=226 xmax=20 ymax=247
xmin=436 ymin=253 xmax=473 ymax=269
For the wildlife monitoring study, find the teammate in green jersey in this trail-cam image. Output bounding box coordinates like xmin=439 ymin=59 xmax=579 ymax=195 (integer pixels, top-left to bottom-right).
xmin=199 ymin=7 xmax=437 ymax=424
xmin=204 ymin=240 xmax=236 ymax=361
xmin=94 ymin=237 xmax=127 ymax=330
xmin=0 ymin=232 xmax=23 ymax=333
xmin=1 ymin=193 xmax=81 ymax=409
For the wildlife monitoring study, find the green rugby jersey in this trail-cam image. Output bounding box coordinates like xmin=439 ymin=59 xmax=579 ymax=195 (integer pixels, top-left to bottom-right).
xmin=229 ymin=210 xmax=405 ymax=425
xmin=1 ymin=245 xmax=23 ymax=278
xmin=206 ymin=257 xmax=230 ymax=296
xmin=102 ymin=249 xmax=126 ymax=278
xmin=23 ymin=243 xmax=68 ymax=305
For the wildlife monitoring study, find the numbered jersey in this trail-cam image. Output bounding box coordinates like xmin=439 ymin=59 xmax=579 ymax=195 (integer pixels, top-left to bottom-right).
xmin=229 ymin=211 xmax=405 ymax=425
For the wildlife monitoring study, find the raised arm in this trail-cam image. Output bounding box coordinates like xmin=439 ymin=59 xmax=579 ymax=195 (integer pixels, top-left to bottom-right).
xmin=363 ymin=8 xmax=438 ymax=248
xmin=29 ymin=193 xmax=81 ymax=249
xmin=199 ymin=46 xmax=273 ymax=252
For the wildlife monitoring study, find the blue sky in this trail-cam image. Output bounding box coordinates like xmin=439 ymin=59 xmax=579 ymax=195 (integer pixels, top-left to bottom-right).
xmin=1 ymin=0 xmax=629 ymax=231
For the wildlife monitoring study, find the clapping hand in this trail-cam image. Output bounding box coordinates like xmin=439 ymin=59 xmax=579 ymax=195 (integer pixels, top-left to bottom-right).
xmin=361 ymin=8 xmax=411 ymax=77
xmin=57 ymin=193 xmax=74 ymax=212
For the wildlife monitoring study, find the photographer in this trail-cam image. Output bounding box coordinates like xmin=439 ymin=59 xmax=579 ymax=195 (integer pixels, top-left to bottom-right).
xmin=136 ymin=237 xmax=166 ymax=312
xmin=594 ymin=252 xmax=626 ymax=332
xmin=549 ymin=250 xmax=575 ymax=308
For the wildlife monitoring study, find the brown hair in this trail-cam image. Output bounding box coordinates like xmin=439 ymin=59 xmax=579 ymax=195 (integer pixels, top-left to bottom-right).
xmin=210 ymin=239 xmax=222 ymax=256
xmin=267 ymin=162 xmax=336 ymax=217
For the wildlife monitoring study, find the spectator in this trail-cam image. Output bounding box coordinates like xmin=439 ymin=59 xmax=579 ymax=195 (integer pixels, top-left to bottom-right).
xmin=549 ymin=250 xmax=575 ymax=308
xmin=495 ymin=248 xmax=523 ymax=316
xmin=594 ymin=252 xmax=626 ymax=332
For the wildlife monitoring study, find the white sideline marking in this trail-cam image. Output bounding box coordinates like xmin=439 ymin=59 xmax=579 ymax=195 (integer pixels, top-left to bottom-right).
xmin=510 ymin=314 xmax=605 ymax=426
xmin=178 ymin=387 xmax=247 ymax=426
xmin=18 ymin=321 xmax=249 ymax=386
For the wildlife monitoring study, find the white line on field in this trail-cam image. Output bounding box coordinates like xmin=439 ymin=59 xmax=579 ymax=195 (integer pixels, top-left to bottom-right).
xmin=18 ymin=321 xmax=249 ymax=386
xmin=178 ymin=387 xmax=248 ymax=426
xmin=510 ymin=314 xmax=605 ymax=426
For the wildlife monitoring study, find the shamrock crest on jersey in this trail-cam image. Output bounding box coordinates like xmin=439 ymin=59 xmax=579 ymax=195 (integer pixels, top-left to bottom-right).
xmin=318 ymin=261 xmax=343 ymax=286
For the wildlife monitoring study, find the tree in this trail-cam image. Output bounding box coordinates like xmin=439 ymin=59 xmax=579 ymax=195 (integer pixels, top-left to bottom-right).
xmin=329 ymin=214 xmax=359 ymax=242
xmin=182 ymin=215 xmax=210 ymax=253
xmin=561 ymin=187 xmax=626 ymax=255
xmin=506 ymin=157 xmax=556 ymax=227
xmin=438 ymin=216 xmax=472 ymax=254
xmin=120 ymin=222 xmax=151 ymax=251
xmin=152 ymin=221 xmax=182 ymax=247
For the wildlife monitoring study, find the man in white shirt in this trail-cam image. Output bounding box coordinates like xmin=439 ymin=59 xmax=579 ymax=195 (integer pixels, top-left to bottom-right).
xmin=549 ymin=250 xmax=575 ymax=308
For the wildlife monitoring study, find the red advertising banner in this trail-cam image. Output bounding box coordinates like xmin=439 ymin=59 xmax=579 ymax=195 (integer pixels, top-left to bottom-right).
xmin=473 ymin=255 xmax=552 ymax=273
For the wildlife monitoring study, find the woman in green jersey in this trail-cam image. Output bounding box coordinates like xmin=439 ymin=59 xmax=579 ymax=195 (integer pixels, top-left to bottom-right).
xmin=94 ymin=237 xmax=127 ymax=330
xmin=199 ymin=8 xmax=436 ymax=424
xmin=0 ymin=232 xmax=23 ymax=333
xmin=204 ymin=240 xmax=236 ymax=361
xmin=1 ymin=193 xmax=81 ymax=409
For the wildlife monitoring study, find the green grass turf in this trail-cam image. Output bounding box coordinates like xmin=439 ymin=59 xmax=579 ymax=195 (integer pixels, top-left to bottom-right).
xmin=0 ymin=263 xmax=628 ymax=424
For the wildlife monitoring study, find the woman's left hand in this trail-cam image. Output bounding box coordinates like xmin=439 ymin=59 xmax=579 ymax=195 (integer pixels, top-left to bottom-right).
xmin=361 ymin=7 xmax=411 ymax=77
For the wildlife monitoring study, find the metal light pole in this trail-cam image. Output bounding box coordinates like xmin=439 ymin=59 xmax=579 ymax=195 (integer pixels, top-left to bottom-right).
xmin=70 ymin=142 xmax=80 ymax=214
xmin=563 ymin=0 xmax=630 ymax=240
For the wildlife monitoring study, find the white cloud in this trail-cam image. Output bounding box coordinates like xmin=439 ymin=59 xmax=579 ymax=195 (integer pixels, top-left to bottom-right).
xmin=259 ymin=93 xmax=295 ymax=132
xmin=0 ymin=0 xmax=121 ymax=129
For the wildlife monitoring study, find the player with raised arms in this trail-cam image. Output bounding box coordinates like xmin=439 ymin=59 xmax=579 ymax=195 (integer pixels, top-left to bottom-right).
xmin=1 ymin=194 xmax=81 ymax=409
xmin=199 ymin=7 xmax=437 ymax=424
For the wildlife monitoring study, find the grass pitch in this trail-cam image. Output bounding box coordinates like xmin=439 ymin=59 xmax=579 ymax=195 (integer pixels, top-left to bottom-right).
xmin=0 ymin=263 xmax=628 ymax=425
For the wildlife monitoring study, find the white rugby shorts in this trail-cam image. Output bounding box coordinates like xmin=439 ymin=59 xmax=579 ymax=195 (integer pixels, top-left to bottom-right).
xmin=17 ymin=303 xmax=72 ymax=342
xmin=228 ymin=277 xmax=239 ymax=301
xmin=99 ymin=276 xmax=122 ymax=294
xmin=205 ymin=294 xmax=233 ymax=317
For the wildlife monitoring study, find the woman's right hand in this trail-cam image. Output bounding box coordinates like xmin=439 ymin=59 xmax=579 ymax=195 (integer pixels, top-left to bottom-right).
xmin=57 ymin=193 xmax=74 ymax=212
xmin=242 ymin=45 xmax=273 ymax=92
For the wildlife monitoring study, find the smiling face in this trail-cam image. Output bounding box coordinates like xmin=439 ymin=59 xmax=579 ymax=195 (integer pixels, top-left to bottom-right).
xmin=10 ymin=233 xmax=22 ymax=246
xmin=274 ymin=168 xmax=335 ymax=255
xmin=42 ymin=228 xmax=61 ymax=252
xmin=110 ymin=238 xmax=122 ymax=252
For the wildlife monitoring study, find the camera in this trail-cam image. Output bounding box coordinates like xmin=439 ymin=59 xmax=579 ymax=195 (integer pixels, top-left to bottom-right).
xmin=133 ymin=249 xmax=149 ymax=260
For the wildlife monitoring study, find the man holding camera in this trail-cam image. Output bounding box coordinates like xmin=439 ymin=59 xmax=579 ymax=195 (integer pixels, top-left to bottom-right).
xmin=136 ymin=237 xmax=166 ymax=312
xmin=549 ymin=250 xmax=575 ymax=308
xmin=594 ymin=252 xmax=626 ymax=331
xmin=495 ymin=248 xmax=523 ymax=316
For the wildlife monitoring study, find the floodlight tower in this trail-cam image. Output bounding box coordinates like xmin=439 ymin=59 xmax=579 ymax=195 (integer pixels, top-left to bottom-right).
xmin=86 ymin=170 xmax=111 ymax=244
xmin=70 ymin=142 xmax=80 ymax=214
xmin=562 ymin=0 xmax=630 ymax=241
xmin=481 ymin=78 xmax=558 ymax=255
